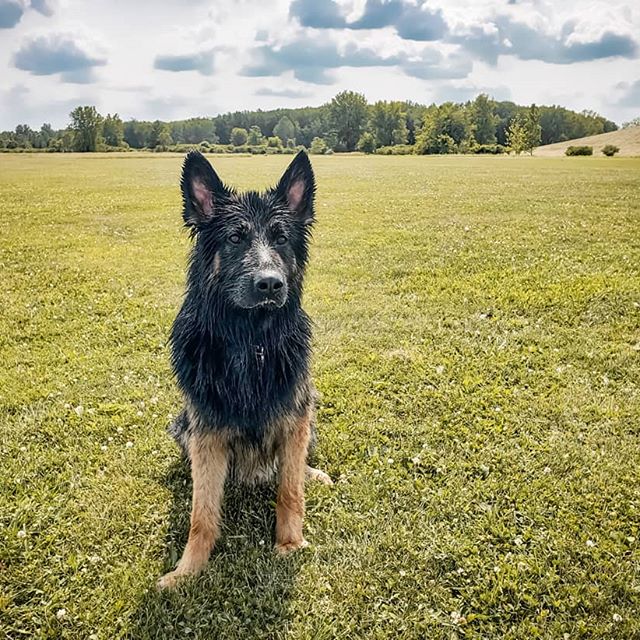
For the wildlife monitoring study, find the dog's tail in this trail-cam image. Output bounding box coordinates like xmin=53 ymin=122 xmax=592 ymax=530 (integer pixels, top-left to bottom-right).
xmin=167 ymin=408 xmax=189 ymax=458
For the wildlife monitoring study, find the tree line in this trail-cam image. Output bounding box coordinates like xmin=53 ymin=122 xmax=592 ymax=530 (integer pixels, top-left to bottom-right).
xmin=0 ymin=92 xmax=620 ymax=155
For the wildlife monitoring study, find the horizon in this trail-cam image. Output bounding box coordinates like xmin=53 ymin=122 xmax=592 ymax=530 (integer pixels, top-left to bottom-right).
xmin=1 ymin=0 xmax=639 ymax=130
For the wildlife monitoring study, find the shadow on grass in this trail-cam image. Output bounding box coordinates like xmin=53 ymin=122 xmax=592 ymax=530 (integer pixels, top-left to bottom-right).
xmin=128 ymin=459 xmax=303 ymax=640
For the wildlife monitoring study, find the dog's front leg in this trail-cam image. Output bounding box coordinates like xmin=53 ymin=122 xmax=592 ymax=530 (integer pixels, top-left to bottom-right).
xmin=275 ymin=410 xmax=311 ymax=554
xmin=158 ymin=432 xmax=228 ymax=589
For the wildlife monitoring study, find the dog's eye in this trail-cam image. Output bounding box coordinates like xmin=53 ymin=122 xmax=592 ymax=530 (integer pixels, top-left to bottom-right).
xmin=275 ymin=235 xmax=288 ymax=246
xmin=228 ymin=234 xmax=242 ymax=245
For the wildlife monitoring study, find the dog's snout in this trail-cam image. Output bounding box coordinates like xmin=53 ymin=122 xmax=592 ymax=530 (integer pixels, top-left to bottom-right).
xmin=255 ymin=273 xmax=284 ymax=297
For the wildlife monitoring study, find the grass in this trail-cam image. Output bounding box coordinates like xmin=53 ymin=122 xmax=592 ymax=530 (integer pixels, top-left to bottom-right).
xmin=1 ymin=153 xmax=639 ymax=639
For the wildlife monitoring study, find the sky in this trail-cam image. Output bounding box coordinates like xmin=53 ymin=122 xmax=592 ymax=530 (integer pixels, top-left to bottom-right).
xmin=0 ymin=0 xmax=639 ymax=130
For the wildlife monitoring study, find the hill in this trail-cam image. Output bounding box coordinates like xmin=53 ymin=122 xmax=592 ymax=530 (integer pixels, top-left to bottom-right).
xmin=535 ymin=126 xmax=640 ymax=157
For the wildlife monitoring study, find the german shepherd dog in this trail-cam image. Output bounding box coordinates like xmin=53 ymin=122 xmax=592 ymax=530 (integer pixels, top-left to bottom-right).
xmin=158 ymin=150 xmax=331 ymax=589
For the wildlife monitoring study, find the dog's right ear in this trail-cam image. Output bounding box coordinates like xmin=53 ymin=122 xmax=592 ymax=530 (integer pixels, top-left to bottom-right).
xmin=181 ymin=151 xmax=227 ymax=228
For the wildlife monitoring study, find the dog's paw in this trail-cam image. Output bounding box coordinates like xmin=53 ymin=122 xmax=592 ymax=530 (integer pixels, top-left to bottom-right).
xmin=306 ymin=466 xmax=334 ymax=485
xmin=157 ymin=570 xmax=189 ymax=590
xmin=274 ymin=538 xmax=309 ymax=555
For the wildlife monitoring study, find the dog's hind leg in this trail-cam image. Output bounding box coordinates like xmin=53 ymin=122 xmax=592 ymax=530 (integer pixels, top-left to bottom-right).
xmin=157 ymin=431 xmax=228 ymax=589
xmin=305 ymin=465 xmax=333 ymax=485
xmin=275 ymin=409 xmax=312 ymax=555
xmin=304 ymin=396 xmax=333 ymax=485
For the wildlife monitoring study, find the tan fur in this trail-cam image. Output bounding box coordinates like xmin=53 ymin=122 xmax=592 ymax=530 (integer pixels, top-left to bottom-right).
xmin=306 ymin=465 xmax=333 ymax=485
xmin=158 ymin=392 xmax=332 ymax=588
xmin=275 ymin=409 xmax=312 ymax=554
xmin=157 ymin=431 xmax=228 ymax=589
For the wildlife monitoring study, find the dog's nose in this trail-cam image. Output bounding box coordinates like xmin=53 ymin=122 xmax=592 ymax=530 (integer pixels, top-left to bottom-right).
xmin=255 ymin=273 xmax=284 ymax=297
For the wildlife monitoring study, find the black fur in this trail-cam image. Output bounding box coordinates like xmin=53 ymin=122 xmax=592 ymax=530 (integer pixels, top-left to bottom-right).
xmin=169 ymin=150 xmax=316 ymax=447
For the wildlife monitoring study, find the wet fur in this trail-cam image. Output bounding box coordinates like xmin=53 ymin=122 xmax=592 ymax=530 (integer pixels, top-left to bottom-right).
xmin=158 ymin=151 xmax=328 ymax=588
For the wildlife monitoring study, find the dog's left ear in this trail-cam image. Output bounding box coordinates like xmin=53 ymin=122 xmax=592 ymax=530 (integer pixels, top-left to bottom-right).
xmin=275 ymin=150 xmax=315 ymax=224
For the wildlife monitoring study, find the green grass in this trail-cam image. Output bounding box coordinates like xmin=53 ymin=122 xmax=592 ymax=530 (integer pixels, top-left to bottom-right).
xmin=1 ymin=153 xmax=639 ymax=639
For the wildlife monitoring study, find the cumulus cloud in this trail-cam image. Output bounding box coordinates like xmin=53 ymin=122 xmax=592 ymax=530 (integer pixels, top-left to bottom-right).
xmin=154 ymin=50 xmax=215 ymax=76
xmin=242 ymin=38 xmax=470 ymax=84
xmin=13 ymin=34 xmax=106 ymax=82
xmin=453 ymin=15 xmax=638 ymax=65
xmin=0 ymin=0 xmax=24 ymax=28
xmin=289 ymin=0 xmax=346 ymax=29
xmin=290 ymin=0 xmax=447 ymax=41
xmin=30 ymin=0 xmax=54 ymax=17
xmin=0 ymin=0 xmax=54 ymax=28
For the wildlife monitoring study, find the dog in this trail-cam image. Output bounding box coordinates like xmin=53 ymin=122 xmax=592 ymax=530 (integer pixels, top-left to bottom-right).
xmin=157 ymin=150 xmax=331 ymax=589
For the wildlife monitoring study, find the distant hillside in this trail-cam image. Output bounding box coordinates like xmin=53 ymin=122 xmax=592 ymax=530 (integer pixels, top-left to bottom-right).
xmin=535 ymin=126 xmax=640 ymax=157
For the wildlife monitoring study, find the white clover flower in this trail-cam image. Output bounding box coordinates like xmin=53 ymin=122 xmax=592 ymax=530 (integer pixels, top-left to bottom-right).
xmin=56 ymin=608 xmax=66 ymax=620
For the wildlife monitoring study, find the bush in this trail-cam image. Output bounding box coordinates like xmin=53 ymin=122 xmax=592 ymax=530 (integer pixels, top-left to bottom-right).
xmin=473 ymin=144 xmax=508 ymax=155
xmin=375 ymin=144 xmax=414 ymax=155
xmin=357 ymin=132 xmax=376 ymax=154
xmin=230 ymin=127 xmax=248 ymax=146
xmin=309 ymin=137 xmax=328 ymax=154
xmin=565 ymin=146 xmax=593 ymax=156
xmin=601 ymin=144 xmax=620 ymax=157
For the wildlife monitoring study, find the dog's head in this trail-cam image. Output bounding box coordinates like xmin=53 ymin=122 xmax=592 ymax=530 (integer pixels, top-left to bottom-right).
xmin=180 ymin=150 xmax=315 ymax=311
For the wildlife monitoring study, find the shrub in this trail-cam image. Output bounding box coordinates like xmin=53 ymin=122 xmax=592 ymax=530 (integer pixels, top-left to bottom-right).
xmin=473 ymin=144 xmax=508 ymax=155
xmin=357 ymin=132 xmax=376 ymax=154
xmin=565 ymin=145 xmax=593 ymax=156
xmin=601 ymin=144 xmax=620 ymax=157
xmin=230 ymin=127 xmax=248 ymax=146
xmin=375 ymin=144 xmax=415 ymax=155
xmin=309 ymin=137 xmax=328 ymax=154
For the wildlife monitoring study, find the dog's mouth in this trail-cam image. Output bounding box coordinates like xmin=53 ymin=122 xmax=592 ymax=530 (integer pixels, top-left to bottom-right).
xmin=236 ymin=298 xmax=285 ymax=311
xmin=252 ymin=299 xmax=284 ymax=310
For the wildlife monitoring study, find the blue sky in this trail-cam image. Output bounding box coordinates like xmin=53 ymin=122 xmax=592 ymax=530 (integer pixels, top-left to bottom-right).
xmin=0 ymin=0 xmax=638 ymax=129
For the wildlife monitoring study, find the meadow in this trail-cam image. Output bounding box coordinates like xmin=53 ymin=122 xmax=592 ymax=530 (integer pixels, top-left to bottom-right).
xmin=1 ymin=153 xmax=639 ymax=639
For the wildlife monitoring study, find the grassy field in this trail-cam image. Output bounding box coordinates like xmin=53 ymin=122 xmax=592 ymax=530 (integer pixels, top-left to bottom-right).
xmin=1 ymin=153 xmax=639 ymax=639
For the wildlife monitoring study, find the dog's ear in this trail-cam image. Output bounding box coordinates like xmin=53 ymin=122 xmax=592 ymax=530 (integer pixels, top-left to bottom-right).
xmin=181 ymin=151 xmax=227 ymax=228
xmin=275 ymin=150 xmax=315 ymax=224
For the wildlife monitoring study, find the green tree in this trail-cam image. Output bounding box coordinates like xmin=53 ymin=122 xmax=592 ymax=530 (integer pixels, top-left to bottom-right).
xmin=328 ymin=91 xmax=368 ymax=151
xmin=149 ymin=120 xmax=173 ymax=148
xmin=69 ymin=106 xmax=103 ymax=152
xmin=415 ymin=103 xmax=470 ymax=154
xmin=247 ymin=125 xmax=264 ymax=145
xmin=471 ymin=94 xmax=498 ymax=145
xmin=158 ymin=129 xmax=173 ymax=149
xmin=523 ymin=104 xmax=542 ymax=155
xmin=506 ymin=115 xmax=527 ymax=155
xmin=370 ymin=101 xmax=408 ymax=147
xmin=230 ymin=127 xmax=248 ymax=146
xmin=123 ymin=120 xmax=151 ymax=148
xmin=103 ymin=113 xmax=124 ymax=147
xmin=40 ymin=123 xmax=55 ymax=147
xmin=309 ymin=137 xmax=328 ymax=154
xmin=357 ymin=131 xmax=376 ymax=154
xmin=273 ymin=116 xmax=296 ymax=145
